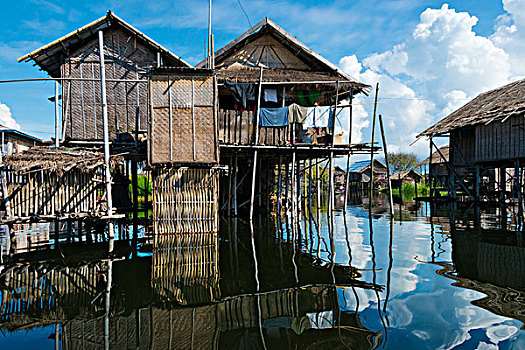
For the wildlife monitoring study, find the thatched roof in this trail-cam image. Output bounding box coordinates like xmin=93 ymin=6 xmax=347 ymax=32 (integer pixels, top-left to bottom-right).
xmin=419 ymin=78 xmax=525 ymax=136
xmin=199 ymin=17 xmax=369 ymax=94
xmin=391 ymin=169 xmax=423 ymax=180
xmin=17 ymin=11 xmax=190 ymax=77
xmin=2 ymin=147 xmax=121 ymax=174
xmin=419 ymin=145 xmax=449 ymax=165
xmin=216 ymin=67 xmax=368 ymax=90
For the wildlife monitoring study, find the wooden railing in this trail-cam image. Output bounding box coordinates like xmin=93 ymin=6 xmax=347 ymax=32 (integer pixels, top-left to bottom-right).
xmin=218 ymin=109 xmax=341 ymax=147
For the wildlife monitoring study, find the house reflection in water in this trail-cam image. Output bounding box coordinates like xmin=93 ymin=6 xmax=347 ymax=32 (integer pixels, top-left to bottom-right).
xmin=428 ymin=203 xmax=525 ymax=330
xmin=0 ymin=214 xmax=382 ymax=349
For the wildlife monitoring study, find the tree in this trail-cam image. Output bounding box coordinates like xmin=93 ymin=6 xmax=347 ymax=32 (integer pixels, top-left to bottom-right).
xmin=383 ymin=152 xmax=420 ymax=172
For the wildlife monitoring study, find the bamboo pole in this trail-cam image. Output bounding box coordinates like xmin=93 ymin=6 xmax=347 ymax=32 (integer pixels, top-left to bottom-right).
xmin=98 ymin=31 xmax=114 ymax=239
xmin=344 ymin=89 xmax=353 ymax=208
xmin=331 ymin=81 xmax=340 ymax=147
xmin=379 ymin=115 xmax=394 ymax=216
xmin=233 ymin=153 xmax=238 ymax=216
xmin=369 ymin=83 xmax=379 ymax=204
xmin=54 ymin=81 xmax=60 ymax=147
xmin=250 ymin=67 xmax=264 ymax=221
xmin=168 ymin=76 xmax=173 ymax=161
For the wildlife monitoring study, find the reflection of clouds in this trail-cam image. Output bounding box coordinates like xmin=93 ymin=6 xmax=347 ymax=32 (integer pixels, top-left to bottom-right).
xmin=382 ymin=284 xmax=525 ymax=349
xmin=487 ymin=323 xmax=519 ymax=344
xmin=306 ymin=201 xmax=525 ymax=348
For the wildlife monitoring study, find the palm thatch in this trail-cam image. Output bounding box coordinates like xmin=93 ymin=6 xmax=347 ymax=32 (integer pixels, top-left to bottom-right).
xmin=2 ymin=147 xmax=122 ymax=174
xmin=419 ymin=145 xmax=449 ymax=165
xmin=419 ymin=78 xmax=525 ymax=136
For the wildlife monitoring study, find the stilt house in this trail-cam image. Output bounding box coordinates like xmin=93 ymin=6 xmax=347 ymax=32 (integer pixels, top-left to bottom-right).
xmin=419 ymin=78 xmax=525 ymax=200
xmin=18 ymin=11 xmax=190 ymax=144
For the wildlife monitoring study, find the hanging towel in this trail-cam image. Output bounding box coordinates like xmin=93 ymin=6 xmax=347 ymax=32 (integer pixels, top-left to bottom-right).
xmin=288 ymin=103 xmax=308 ymax=123
xmin=259 ymin=107 xmax=289 ymax=127
xmin=223 ymin=80 xmax=256 ymax=109
xmin=264 ymin=89 xmax=278 ymax=102
xmin=303 ymin=106 xmax=332 ymax=129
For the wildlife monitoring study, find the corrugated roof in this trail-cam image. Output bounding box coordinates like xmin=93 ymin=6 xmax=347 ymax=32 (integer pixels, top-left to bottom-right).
xmin=18 ymin=11 xmax=191 ymax=78
xmin=0 ymin=125 xmax=43 ymax=143
xmin=419 ymin=78 xmax=525 ymax=137
xmin=346 ymin=159 xmax=386 ymax=173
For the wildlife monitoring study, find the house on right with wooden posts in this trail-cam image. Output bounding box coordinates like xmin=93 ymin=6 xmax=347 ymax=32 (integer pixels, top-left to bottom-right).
xmin=418 ymin=78 xmax=525 ymax=202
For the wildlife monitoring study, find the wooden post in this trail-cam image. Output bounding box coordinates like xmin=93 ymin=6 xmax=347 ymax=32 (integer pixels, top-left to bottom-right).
xmin=98 ymin=30 xmax=114 ymax=238
xmin=277 ymin=156 xmax=282 ymax=214
xmin=132 ymin=160 xmax=138 ymax=240
xmin=55 ymin=81 xmax=60 ymax=147
xmin=369 ymin=83 xmax=379 ymax=203
xmin=191 ymin=77 xmax=196 ymax=161
xmin=429 ymin=137 xmax=433 ymax=198
xmin=250 ymin=152 xmax=259 ymax=221
xmin=344 ymin=89 xmax=353 ymax=208
xmin=331 ymin=80 xmax=340 ymax=147
xmin=233 ymin=153 xmax=238 ymax=216
xmin=316 ymin=158 xmax=321 ymax=207
xmin=250 ymin=67 xmax=264 ymax=221
xmin=329 ymin=152 xmax=335 ymax=213
xmin=475 ymin=166 xmax=481 ymax=202
xmin=379 ymin=115 xmax=394 ymax=216
xmin=168 ymin=76 xmax=173 ymax=161
xmin=414 ymin=176 xmax=418 ymax=199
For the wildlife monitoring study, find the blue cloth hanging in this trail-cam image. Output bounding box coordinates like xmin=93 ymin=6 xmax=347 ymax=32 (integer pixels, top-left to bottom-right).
xmin=259 ymin=107 xmax=289 ymax=127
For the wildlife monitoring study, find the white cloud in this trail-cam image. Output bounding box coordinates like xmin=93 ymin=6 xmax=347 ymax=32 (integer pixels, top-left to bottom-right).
xmin=0 ymin=103 xmax=21 ymax=130
xmin=338 ymin=2 xmax=525 ymax=158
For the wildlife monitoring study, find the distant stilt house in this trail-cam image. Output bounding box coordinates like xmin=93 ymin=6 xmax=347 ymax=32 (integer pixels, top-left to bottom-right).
xmin=337 ymin=160 xmax=387 ymax=191
xmin=390 ymin=169 xmax=423 ymax=189
xmin=419 ymin=145 xmax=449 ymax=183
xmin=419 ymin=78 xmax=525 ymax=202
xmin=0 ymin=125 xmax=44 ymax=156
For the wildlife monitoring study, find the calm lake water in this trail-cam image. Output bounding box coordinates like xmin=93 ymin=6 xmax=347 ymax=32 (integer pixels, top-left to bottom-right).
xmin=1 ymin=194 xmax=524 ymax=349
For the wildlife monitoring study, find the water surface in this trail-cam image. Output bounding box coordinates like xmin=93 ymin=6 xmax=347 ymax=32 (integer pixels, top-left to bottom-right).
xmin=1 ymin=195 xmax=524 ymax=349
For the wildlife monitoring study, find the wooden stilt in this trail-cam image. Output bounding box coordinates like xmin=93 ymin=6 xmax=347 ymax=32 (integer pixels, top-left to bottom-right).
xmin=379 ymin=115 xmax=394 ymax=216
xmin=429 ymin=137 xmax=434 ymax=198
xmin=249 ymin=151 xmax=258 ymax=221
xmin=369 ymin=83 xmax=380 ymax=204
xmin=250 ymin=67 xmax=263 ymax=221
xmin=132 ymin=160 xmax=138 ymax=241
xmin=233 ymin=153 xmax=238 ymax=216
xmin=329 ymin=152 xmax=335 ymax=213
xmin=277 ymin=156 xmax=282 ymax=214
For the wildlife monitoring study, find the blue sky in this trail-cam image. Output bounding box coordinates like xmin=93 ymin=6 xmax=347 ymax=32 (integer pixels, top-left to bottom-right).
xmin=0 ymin=0 xmax=523 ymax=157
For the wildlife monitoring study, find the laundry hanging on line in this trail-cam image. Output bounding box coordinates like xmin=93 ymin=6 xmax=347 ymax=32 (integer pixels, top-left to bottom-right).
xmin=223 ymin=80 xmax=257 ymax=109
xmin=288 ymin=103 xmax=308 ymax=123
xmin=303 ymin=106 xmax=333 ymax=129
xmin=264 ymin=89 xmax=278 ymax=102
xmin=259 ymin=107 xmax=289 ymax=127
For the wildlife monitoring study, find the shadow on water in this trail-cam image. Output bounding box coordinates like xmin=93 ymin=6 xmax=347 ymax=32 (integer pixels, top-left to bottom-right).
xmin=0 ymin=192 xmax=525 ymax=348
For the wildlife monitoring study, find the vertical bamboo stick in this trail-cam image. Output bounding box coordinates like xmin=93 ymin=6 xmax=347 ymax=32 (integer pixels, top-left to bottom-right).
xmin=369 ymin=83 xmax=379 ymax=205
xmin=379 ymin=115 xmax=394 ymax=216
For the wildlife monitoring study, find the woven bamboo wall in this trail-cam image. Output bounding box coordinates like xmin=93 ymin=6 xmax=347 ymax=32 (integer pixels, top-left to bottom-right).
xmin=152 ymin=167 xmax=219 ymax=235
xmin=149 ymin=73 xmax=218 ymax=164
xmin=61 ymin=27 xmax=155 ymax=141
xmin=450 ymin=127 xmax=476 ymax=167
xmin=2 ymin=167 xmax=103 ymax=220
xmin=475 ymin=115 xmax=525 ymax=163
